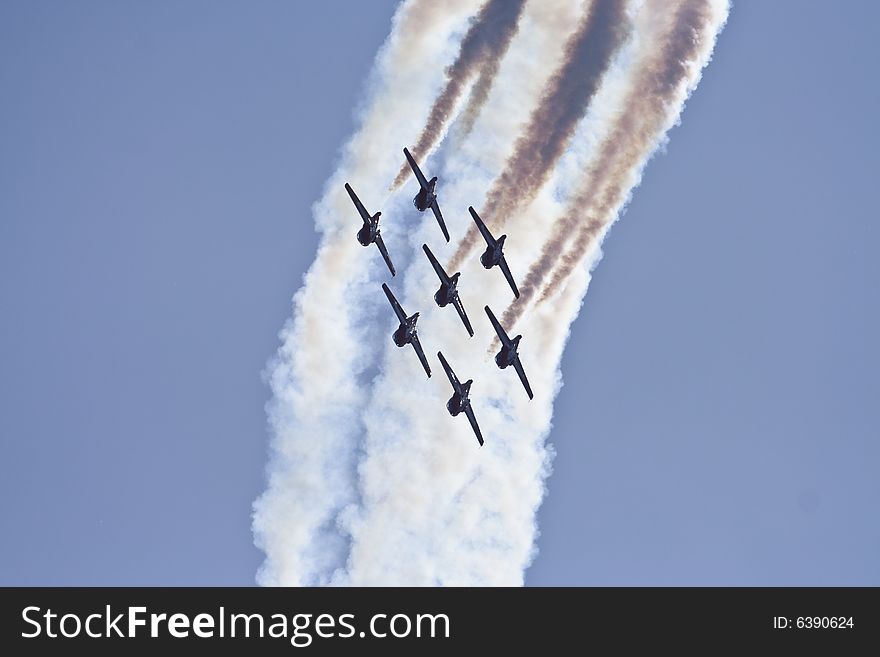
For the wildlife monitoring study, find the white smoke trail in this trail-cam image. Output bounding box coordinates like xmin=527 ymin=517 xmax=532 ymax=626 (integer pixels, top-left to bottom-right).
xmin=338 ymin=0 xmax=639 ymax=586
xmin=252 ymin=0 xmax=483 ymax=587
xmin=339 ymin=0 xmax=729 ymax=586
xmin=254 ymin=0 xmax=729 ymax=586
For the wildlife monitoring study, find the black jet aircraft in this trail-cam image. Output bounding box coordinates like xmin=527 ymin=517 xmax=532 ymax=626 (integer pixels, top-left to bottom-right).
xmin=469 ymin=206 xmax=519 ymax=299
xmin=422 ymin=244 xmax=473 ymax=337
xmin=382 ymin=283 xmax=431 ymax=378
xmin=437 ymin=351 xmax=483 ymax=446
xmin=485 ymin=306 xmax=533 ymax=400
xmin=403 ymin=147 xmax=449 ymax=242
xmin=345 ymin=182 xmax=395 ymax=276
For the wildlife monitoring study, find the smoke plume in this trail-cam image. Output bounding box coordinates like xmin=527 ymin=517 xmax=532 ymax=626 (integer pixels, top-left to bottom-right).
xmin=502 ymin=0 xmax=727 ymax=330
xmin=447 ymin=0 xmax=632 ymax=271
xmin=390 ymin=0 xmax=528 ymax=189
xmin=253 ymin=0 xmax=729 ymax=586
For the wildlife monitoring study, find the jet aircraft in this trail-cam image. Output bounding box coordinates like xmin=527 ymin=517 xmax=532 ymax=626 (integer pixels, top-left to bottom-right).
xmin=484 ymin=306 xmax=533 ymax=400
xmin=469 ymin=206 xmax=519 ymax=298
xmin=422 ymin=244 xmax=473 ymax=337
xmin=403 ymin=147 xmax=449 ymax=242
xmin=345 ymin=182 xmax=395 ymax=276
xmin=437 ymin=351 xmax=483 ymax=446
xmin=381 ymin=283 xmax=431 ymax=378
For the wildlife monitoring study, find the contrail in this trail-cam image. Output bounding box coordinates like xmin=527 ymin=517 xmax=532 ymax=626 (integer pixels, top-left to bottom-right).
xmin=252 ymin=0 xmax=483 ymax=587
xmin=325 ymin=0 xmax=596 ymax=586
xmin=502 ymin=0 xmax=728 ymax=331
xmin=253 ymin=0 xmax=729 ymax=587
xmin=390 ymin=0 xmax=528 ymax=190
xmin=338 ymin=0 xmax=639 ymax=585
xmin=447 ymin=0 xmax=632 ymax=271
xmin=338 ymin=0 xmax=728 ymax=586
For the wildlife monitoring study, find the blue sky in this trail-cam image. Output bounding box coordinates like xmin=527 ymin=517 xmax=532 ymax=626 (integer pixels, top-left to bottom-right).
xmin=1 ymin=1 xmax=878 ymax=585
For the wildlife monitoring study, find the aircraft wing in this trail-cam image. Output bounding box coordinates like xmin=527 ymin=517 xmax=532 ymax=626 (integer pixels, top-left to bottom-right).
xmin=344 ymin=183 xmax=371 ymax=224
xmin=422 ymin=244 xmax=450 ymax=285
xmin=464 ymin=404 xmax=484 ymax=447
xmin=410 ymin=334 xmax=431 ymax=378
xmin=437 ymin=351 xmax=460 ymax=392
xmin=431 ymin=199 xmax=450 ymax=242
xmin=498 ymin=256 xmax=520 ymax=298
xmin=375 ymin=233 xmax=396 ymax=276
xmin=512 ymin=356 xmax=534 ymax=400
xmin=484 ymin=305 xmax=510 ymax=347
xmin=382 ymin=283 xmax=407 ymax=324
xmin=403 ymin=147 xmax=429 ymax=189
xmin=468 ymin=206 xmax=495 ymax=248
xmin=452 ymin=295 xmax=474 ymax=337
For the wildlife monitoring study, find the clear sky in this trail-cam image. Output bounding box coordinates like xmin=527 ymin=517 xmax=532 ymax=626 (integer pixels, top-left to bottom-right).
xmin=1 ymin=1 xmax=877 ymax=585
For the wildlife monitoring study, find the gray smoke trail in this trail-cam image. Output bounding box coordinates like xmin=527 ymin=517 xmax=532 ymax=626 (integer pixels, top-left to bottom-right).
xmin=452 ymin=44 xmax=503 ymax=140
xmin=447 ymin=0 xmax=632 ymax=271
xmin=390 ymin=0 xmax=528 ymax=189
xmin=502 ymin=0 xmax=727 ymax=330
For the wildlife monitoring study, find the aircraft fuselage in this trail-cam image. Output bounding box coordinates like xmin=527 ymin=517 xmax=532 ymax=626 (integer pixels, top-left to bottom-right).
xmin=434 ymin=281 xmax=457 ymax=308
xmin=495 ymin=337 xmax=521 ymax=369
xmin=480 ymin=235 xmax=506 ymax=269
xmin=446 ymin=382 xmax=471 ymax=416
xmin=392 ymin=317 xmax=418 ymax=348
xmin=357 ymin=215 xmax=379 ymax=246
xmin=480 ymin=245 xmax=500 ymax=268
xmin=413 ymin=178 xmax=437 ymax=212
